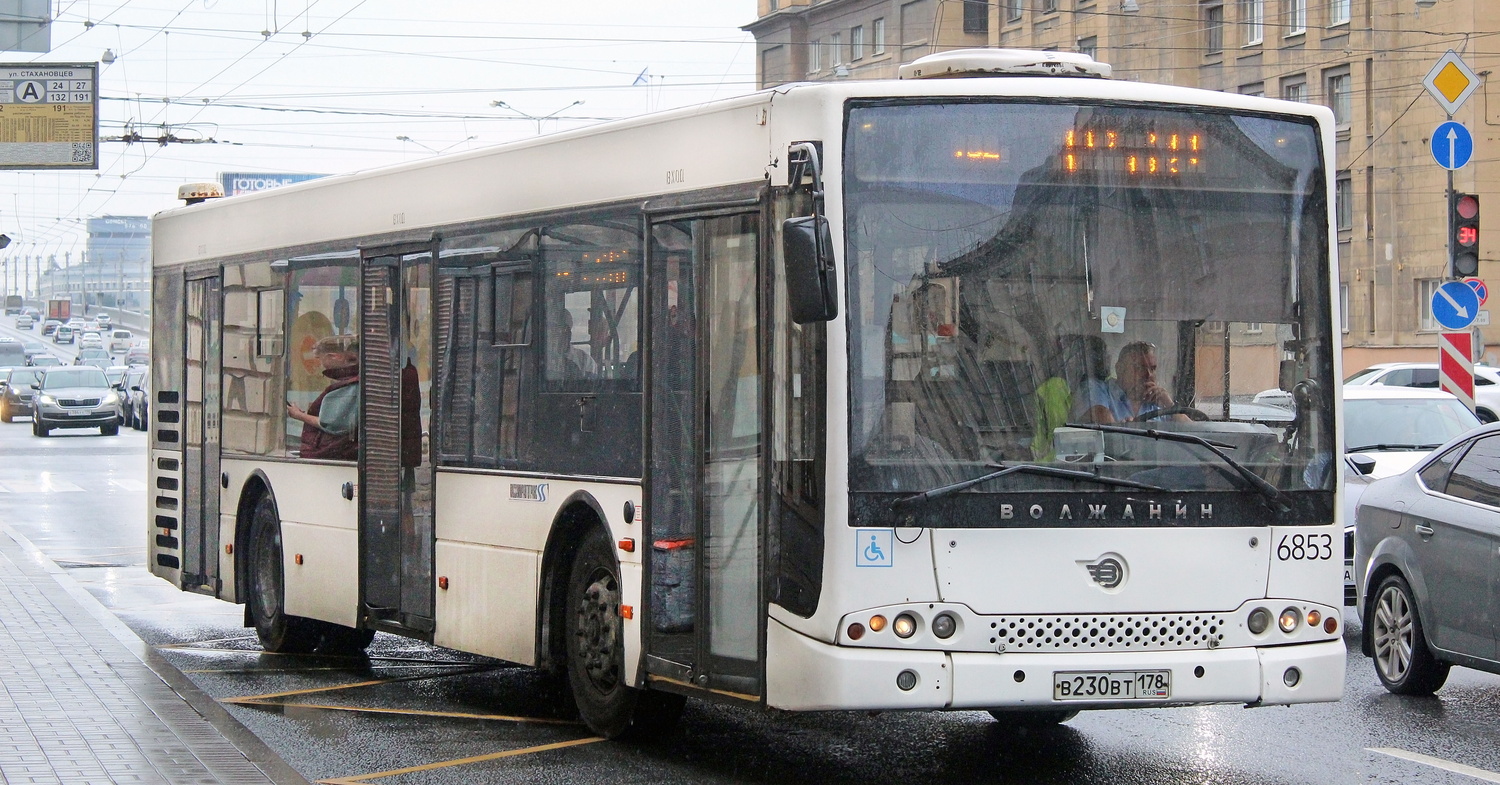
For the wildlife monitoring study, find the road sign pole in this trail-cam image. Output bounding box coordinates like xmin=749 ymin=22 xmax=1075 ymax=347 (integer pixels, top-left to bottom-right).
xmin=1448 ymin=167 xmax=1454 ymax=278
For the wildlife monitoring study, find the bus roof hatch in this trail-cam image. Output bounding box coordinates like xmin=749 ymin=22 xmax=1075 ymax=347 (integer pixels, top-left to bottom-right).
xmin=897 ymin=48 xmax=1112 ymax=80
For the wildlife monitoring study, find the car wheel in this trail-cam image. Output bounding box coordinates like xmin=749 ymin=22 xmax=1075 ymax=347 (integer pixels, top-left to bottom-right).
xmin=1370 ymin=574 xmax=1450 ymax=695
xmin=566 ymin=526 xmax=685 ymax=739
xmin=1478 ymin=408 xmax=1498 ymax=425
xmin=31 ymin=418 xmax=48 ymax=437
xmin=247 ymin=494 xmax=321 ymax=653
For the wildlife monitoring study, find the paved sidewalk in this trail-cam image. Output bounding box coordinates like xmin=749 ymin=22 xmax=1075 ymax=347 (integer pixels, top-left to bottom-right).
xmin=0 ymin=524 xmax=308 ymax=785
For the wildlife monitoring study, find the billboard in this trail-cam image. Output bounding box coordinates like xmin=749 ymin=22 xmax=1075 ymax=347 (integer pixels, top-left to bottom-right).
xmin=220 ymin=172 xmax=326 ymax=197
xmin=0 ymin=62 xmax=96 ymax=169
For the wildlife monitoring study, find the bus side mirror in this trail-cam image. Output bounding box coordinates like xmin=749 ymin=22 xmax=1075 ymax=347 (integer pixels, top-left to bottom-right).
xmin=783 ymin=215 xmax=838 ymax=324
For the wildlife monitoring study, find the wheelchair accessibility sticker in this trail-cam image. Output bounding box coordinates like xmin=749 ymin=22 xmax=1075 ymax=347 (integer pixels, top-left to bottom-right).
xmin=856 ymin=529 xmax=894 ymax=567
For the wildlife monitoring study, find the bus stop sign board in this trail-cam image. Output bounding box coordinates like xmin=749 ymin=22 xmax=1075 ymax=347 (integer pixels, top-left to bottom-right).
xmin=0 ymin=63 xmax=97 ymax=170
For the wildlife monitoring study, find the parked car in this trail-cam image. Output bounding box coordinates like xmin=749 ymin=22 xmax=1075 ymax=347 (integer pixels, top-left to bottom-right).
xmin=0 ymin=367 xmax=42 ymax=422
xmin=74 ymin=347 xmax=111 ymax=367
xmin=28 ymin=354 xmax=61 ymax=367
xmin=14 ymin=313 xmax=33 ymax=329
xmin=40 ymin=319 xmax=60 ymax=336
xmin=52 ymin=325 xmax=75 ymax=344
xmin=78 ymin=331 xmax=104 ymax=350
xmin=29 ymin=365 xmax=121 ymax=436
xmin=1340 ymin=386 xmax=1482 ymax=605
xmin=1355 ymin=422 xmax=1500 ymax=695
xmin=107 ymin=329 xmax=133 ymax=354
xmin=120 ymin=366 xmax=148 ymax=429
xmin=1345 ymin=361 xmax=1500 ymax=424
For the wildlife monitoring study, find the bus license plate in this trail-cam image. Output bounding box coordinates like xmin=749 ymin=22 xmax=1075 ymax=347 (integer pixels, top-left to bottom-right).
xmin=1053 ymin=670 xmax=1171 ymax=701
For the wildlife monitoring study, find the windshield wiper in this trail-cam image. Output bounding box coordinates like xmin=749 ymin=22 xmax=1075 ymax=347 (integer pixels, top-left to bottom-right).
xmin=1064 ymin=422 xmax=1293 ymax=513
xmin=890 ymin=462 xmax=1164 ymax=513
xmin=1346 ymin=443 xmax=1444 ymax=453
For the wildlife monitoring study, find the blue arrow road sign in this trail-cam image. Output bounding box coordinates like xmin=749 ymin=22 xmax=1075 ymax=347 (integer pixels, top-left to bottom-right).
xmin=1432 ymin=121 xmax=1474 ymax=170
xmin=1432 ymin=280 xmax=1481 ymax=330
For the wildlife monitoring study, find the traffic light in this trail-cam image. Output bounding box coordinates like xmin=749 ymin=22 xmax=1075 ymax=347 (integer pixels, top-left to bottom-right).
xmin=1450 ymin=191 xmax=1480 ymax=278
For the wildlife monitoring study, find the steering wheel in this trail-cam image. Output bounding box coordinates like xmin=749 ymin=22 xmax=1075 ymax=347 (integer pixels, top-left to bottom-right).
xmin=1131 ymin=406 xmax=1210 ymax=422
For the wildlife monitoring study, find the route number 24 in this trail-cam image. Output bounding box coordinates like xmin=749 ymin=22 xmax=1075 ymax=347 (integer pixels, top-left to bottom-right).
xmin=1277 ymin=533 xmax=1333 ymax=561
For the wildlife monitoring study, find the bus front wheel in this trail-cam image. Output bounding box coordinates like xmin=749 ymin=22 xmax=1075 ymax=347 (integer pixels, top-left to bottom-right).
xmin=247 ymin=494 xmax=321 ymax=654
xmin=565 ymin=526 xmax=684 ymax=739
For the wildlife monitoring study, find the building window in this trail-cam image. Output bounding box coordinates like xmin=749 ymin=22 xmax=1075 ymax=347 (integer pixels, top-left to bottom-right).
xmin=1340 ymin=283 xmax=1350 ymax=333
xmin=1281 ymin=76 xmax=1306 ymax=102
xmin=1330 ymin=0 xmax=1349 ymax=25
xmin=1203 ymin=3 xmax=1224 ymax=53
xmin=873 ymin=18 xmax=886 ymax=54
xmin=1286 ymin=0 xmax=1305 ymax=35
xmin=1336 ymin=172 xmax=1353 ymax=231
xmin=851 ymin=25 xmax=865 ymax=60
xmin=1239 ymin=0 xmax=1263 ymax=44
xmin=829 ymin=32 xmax=843 ymax=66
xmin=1078 ymin=36 xmax=1097 ymax=61
xmin=1418 ymin=278 xmax=1442 ymax=332
xmin=964 ymin=0 xmax=989 ymax=32
xmin=1326 ymin=69 xmax=1351 ymax=127
xmin=1245 ymin=322 xmax=1264 ymax=334
xmin=1240 ymin=81 xmax=1265 ymax=96
xmin=1041 ymin=0 xmax=1059 ymax=12
xmin=1005 ymin=0 xmax=1022 ymax=22
xmin=808 ymin=37 xmax=821 ymax=73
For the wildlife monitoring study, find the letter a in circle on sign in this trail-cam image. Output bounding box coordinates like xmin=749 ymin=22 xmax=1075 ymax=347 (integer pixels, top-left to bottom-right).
xmin=16 ymin=81 xmax=43 ymax=103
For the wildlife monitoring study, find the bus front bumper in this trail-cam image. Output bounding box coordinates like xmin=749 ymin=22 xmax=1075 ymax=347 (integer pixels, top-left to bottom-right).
xmin=766 ymin=619 xmax=1344 ymax=712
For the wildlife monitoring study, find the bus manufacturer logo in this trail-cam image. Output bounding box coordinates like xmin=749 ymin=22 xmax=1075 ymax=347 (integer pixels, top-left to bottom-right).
xmin=509 ymin=483 xmax=548 ymax=502
xmin=1080 ymin=554 xmax=1127 ymax=591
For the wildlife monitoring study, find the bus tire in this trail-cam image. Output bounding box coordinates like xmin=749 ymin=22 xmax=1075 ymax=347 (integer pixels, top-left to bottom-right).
xmin=1370 ymin=574 xmax=1449 ymax=695
xmin=988 ymin=709 xmax=1079 ymax=726
xmin=565 ymin=526 xmax=685 ymax=739
xmin=247 ymin=494 xmax=321 ymax=654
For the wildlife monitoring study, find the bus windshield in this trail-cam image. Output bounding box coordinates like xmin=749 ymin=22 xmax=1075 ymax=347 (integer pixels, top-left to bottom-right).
xmin=844 ymin=101 xmax=1335 ymax=527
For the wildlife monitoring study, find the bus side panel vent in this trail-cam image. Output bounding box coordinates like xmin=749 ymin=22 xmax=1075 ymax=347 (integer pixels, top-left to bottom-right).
xmin=156 ymin=553 xmax=180 ymax=569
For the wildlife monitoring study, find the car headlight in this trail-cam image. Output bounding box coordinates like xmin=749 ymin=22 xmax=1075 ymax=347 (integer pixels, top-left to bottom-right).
xmin=102 ymin=391 xmax=119 ymax=406
xmin=36 ymin=394 xmax=55 ymax=406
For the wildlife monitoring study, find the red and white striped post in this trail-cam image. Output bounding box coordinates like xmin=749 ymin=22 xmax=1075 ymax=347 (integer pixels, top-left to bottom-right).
xmin=1439 ymin=331 xmax=1476 ymax=413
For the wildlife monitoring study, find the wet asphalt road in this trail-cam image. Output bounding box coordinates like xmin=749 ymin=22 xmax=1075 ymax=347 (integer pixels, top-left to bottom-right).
xmin=2 ymin=374 xmax=1500 ymax=783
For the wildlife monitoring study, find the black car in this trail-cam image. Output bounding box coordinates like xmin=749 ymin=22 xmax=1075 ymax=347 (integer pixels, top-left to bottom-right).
xmin=30 ymin=366 xmax=121 ymax=436
xmin=0 ymin=367 xmax=42 ymax=422
xmin=1355 ymin=422 xmax=1500 ymax=695
xmin=129 ymin=370 xmax=150 ymax=431
xmin=118 ymin=366 xmax=147 ymax=428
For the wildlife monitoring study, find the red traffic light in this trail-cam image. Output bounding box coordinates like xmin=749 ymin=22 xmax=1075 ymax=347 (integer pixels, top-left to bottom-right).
xmin=1458 ymin=226 xmax=1479 ymax=247
xmin=1458 ymin=194 xmax=1479 ymax=220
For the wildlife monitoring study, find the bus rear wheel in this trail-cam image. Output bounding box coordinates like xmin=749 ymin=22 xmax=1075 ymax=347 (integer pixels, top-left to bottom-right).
xmin=565 ymin=526 xmax=684 ymax=739
xmin=247 ymin=494 xmax=321 ymax=654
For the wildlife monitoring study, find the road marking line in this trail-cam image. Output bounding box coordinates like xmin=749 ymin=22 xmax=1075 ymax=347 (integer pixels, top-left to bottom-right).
xmin=316 ymin=737 xmax=605 ymax=784
xmin=219 ymin=664 xmax=496 ymax=702
xmin=225 ymin=700 xmax=578 ymax=725
xmin=1368 ymin=748 xmax=1500 ymax=783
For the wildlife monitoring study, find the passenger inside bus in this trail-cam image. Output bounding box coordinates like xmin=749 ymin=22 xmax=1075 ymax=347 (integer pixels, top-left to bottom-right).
xmin=286 ymin=334 xmax=360 ymax=460
xmin=548 ymin=308 xmax=597 ymax=380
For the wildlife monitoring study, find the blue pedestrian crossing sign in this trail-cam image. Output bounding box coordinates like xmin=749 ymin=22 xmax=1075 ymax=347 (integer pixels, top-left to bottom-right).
xmin=1431 ymin=122 xmax=1474 ymax=170
xmin=1432 ymin=280 xmax=1480 ymax=330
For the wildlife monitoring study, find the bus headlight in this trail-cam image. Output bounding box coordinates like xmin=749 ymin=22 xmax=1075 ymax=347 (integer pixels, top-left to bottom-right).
xmin=1278 ymin=607 xmax=1302 ymax=634
xmin=1247 ymin=607 xmax=1271 ymax=635
xmin=893 ymin=613 xmax=917 ymax=639
xmin=931 ymin=613 xmax=957 ymax=639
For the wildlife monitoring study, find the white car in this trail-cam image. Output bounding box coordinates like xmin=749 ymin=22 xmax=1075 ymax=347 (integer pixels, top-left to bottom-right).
xmin=1345 ymin=361 xmax=1500 ymax=424
xmin=78 ymin=331 xmax=104 ymax=350
xmin=1340 ymin=386 xmax=1484 ymax=604
xmin=107 ymin=329 xmax=133 ymax=353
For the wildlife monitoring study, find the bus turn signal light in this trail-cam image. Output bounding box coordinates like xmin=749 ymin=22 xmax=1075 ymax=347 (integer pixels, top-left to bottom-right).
xmin=618 ymin=538 xmax=636 ymax=553
xmin=869 ymin=615 xmax=887 ymax=632
xmin=1323 ymin=615 xmax=1338 ymax=634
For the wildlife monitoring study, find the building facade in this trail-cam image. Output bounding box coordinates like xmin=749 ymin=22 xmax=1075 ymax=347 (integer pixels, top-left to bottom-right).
xmin=35 ymin=216 xmax=151 ymax=312
xmin=745 ymin=0 xmax=1499 ymax=367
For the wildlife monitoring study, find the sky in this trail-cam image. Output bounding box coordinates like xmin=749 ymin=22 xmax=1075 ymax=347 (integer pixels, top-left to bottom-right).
xmin=0 ymin=0 xmax=758 ymax=271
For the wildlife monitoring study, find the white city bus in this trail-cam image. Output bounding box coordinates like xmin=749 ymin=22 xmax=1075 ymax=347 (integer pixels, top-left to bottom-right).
xmin=148 ymin=49 xmax=1345 ymax=738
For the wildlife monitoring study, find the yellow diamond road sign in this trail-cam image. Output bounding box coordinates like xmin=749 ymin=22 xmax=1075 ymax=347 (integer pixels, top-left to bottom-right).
xmin=1424 ymin=50 xmax=1478 ymax=116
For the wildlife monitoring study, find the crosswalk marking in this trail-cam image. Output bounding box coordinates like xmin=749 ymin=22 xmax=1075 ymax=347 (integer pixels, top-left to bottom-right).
xmin=1368 ymin=748 xmax=1500 ymax=783
xmin=0 ymin=479 xmax=87 ymax=493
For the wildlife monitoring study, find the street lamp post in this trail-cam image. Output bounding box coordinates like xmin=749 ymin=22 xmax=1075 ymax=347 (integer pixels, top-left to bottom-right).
xmin=490 ymin=100 xmax=584 ymax=135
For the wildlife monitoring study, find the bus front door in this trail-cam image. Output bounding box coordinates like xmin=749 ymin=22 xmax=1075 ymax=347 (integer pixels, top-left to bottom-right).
xmin=182 ymin=275 xmax=222 ymax=596
xmin=359 ymin=248 xmax=435 ymax=634
xmin=647 ymin=214 xmax=764 ymax=701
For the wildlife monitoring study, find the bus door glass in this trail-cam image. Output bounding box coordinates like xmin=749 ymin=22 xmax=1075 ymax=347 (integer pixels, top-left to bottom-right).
xmin=359 ymin=249 xmax=435 ymax=632
xmin=647 ymin=213 xmax=763 ymax=697
xmin=183 ymin=275 xmax=222 ymax=594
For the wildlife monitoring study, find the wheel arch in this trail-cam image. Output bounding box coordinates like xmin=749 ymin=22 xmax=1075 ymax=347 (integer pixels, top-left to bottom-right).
xmin=233 ymin=470 xmax=277 ymax=614
xmin=536 ymin=490 xmax=613 ymax=675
